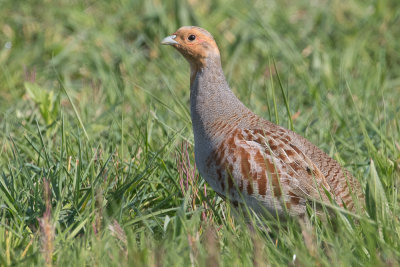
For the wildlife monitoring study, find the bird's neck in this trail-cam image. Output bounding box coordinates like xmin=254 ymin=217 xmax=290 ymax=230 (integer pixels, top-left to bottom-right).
xmin=189 ymin=56 xmax=247 ymax=140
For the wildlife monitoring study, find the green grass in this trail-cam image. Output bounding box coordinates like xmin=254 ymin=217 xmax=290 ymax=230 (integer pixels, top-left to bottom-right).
xmin=1 ymin=0 xmax=399 ymax=266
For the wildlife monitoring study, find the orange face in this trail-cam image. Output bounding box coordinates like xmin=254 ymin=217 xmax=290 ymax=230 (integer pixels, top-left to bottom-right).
xmin=161 ymin=26 xmax=220 ymax=66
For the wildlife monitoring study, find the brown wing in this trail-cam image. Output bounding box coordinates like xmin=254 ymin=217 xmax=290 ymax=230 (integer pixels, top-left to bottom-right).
xmin=207 ymin=127 xmax=335 ymax=216
xmin=286 ymin=132 xmax=364 ymax=211
xmin=245 ymin=128 xmax=333 ymax=202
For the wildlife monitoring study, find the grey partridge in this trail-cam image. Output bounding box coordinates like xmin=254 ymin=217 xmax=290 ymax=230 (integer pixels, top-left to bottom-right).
xmin=161 ymin=26 xmax=364 ymax=217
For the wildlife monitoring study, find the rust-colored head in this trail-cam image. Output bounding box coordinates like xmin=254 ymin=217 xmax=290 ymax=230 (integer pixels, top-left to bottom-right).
xmin=161 ymin=26 xmax=220 ymax=67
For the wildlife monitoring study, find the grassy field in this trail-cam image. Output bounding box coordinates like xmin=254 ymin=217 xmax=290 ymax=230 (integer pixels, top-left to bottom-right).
xmin=1 ymin=0 xmax=399 ymax=266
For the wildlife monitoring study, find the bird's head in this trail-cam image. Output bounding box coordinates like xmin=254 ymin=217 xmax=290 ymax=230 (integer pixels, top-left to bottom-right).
xmin=161 ymin=26 xmax=220 ymax=67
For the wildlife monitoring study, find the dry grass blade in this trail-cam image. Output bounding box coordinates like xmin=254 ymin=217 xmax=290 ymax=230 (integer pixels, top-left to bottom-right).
xmin=38 ymin=178 xmax=54 ymax=267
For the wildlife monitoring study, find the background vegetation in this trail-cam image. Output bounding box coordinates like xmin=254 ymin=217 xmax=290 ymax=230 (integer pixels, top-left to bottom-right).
xmin=1 ymin=0 xmax=399 ymax=265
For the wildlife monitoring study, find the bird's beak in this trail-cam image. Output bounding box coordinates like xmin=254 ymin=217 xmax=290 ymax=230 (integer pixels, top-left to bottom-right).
xmin=161 ymin=35 xmax=178 ymax=45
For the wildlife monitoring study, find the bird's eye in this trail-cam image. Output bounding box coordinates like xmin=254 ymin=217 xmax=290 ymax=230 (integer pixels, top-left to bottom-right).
xmin=188 ymin=35 xmax=196 ymax=41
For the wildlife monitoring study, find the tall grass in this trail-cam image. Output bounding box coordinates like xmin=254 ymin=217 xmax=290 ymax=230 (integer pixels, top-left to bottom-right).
xmin=0 ymin=0 xmax=399 ymax=265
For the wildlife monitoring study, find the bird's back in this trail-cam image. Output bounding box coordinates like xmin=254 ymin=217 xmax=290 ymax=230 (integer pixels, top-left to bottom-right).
xmin=198 ymin=109 xmax=363 ymax=216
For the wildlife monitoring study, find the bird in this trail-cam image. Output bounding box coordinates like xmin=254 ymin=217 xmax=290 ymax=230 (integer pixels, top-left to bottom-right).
xmin=161 ymin=26 xmax=364 ymax=217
